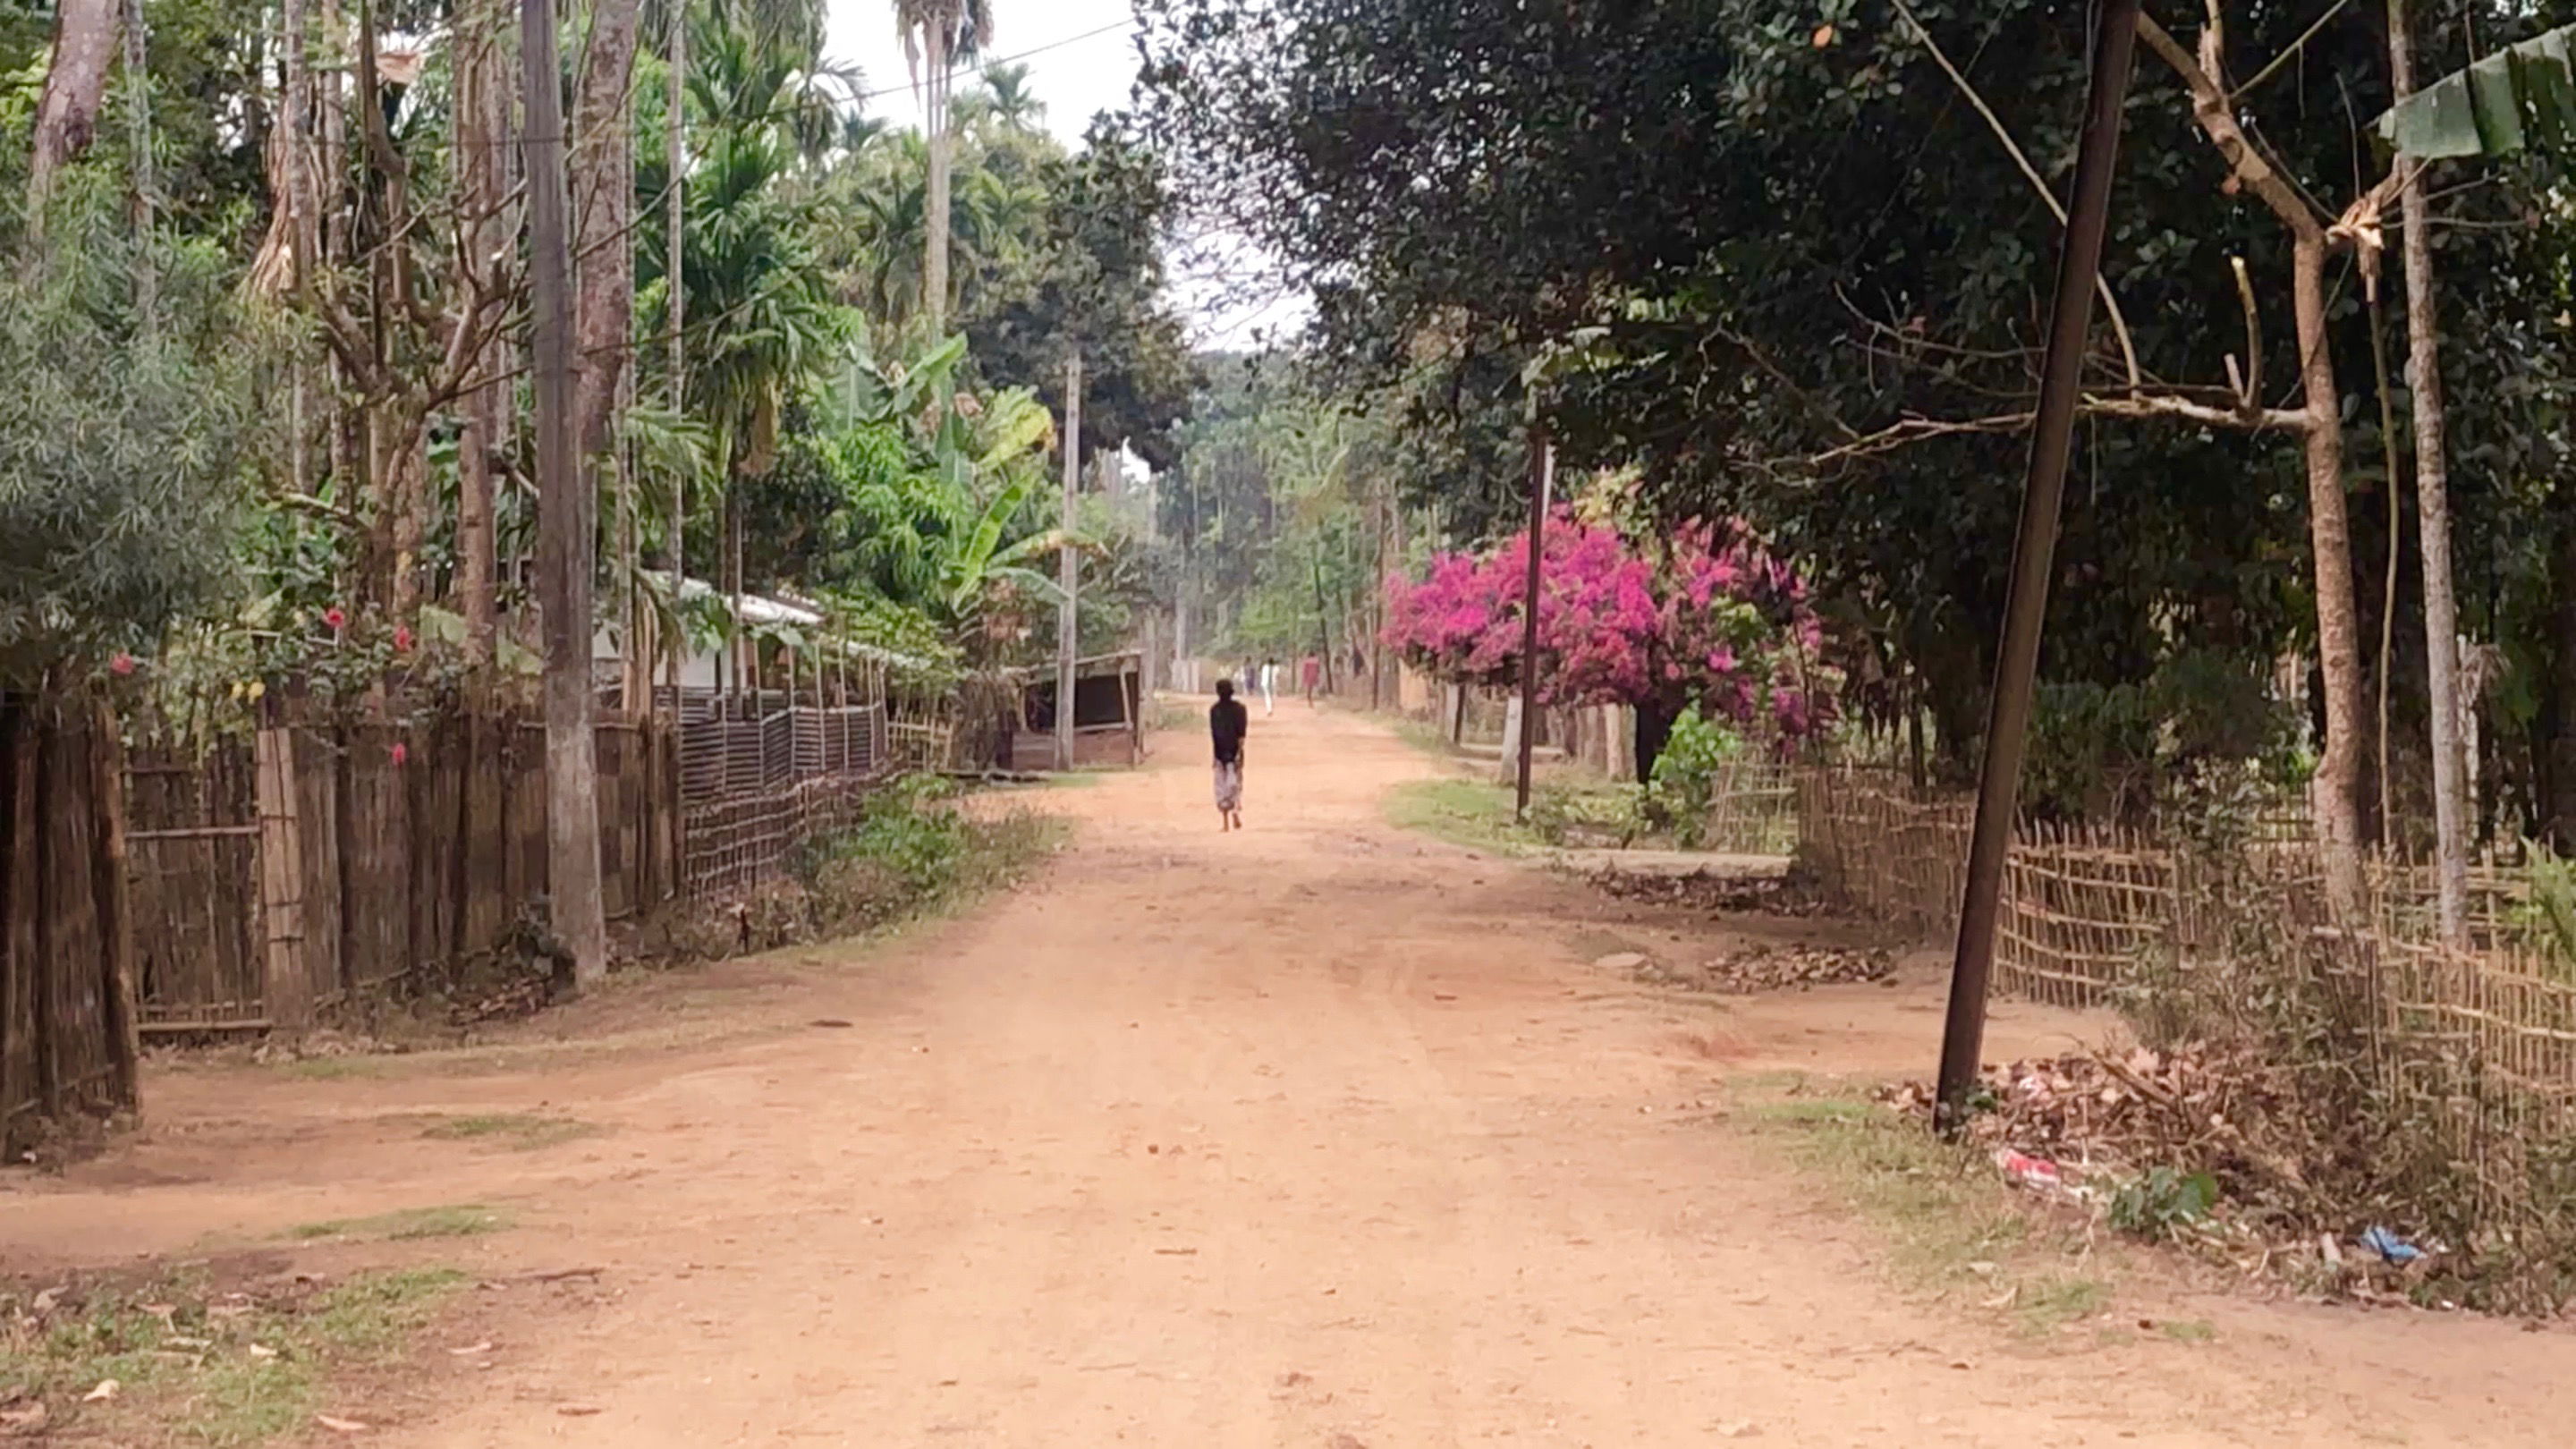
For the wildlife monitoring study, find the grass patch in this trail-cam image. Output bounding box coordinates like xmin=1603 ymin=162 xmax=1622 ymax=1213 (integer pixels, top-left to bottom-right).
xmin=797 ymin=778 xmax=1065 ymax=925
xmin=287 ymin=1204 xmax=508 ymax=1242
xmin=1740 ymin=1077 xmax=2112 ymax=1335
xmin=646 ymin=775 xmax=1066 ymax=962
xmin=0 ymin=1265 xmax=463 ymax=1446
xmin=420 ymin=1114 xmax=594 ymax=1150
xmin=2157 ymin=1317 xmax=2217 ymax=1343
xmin=1382 ymin=777 xmax=1534 ymax=854
xmin=1387 ymin=715 xmax=1467 ymax=760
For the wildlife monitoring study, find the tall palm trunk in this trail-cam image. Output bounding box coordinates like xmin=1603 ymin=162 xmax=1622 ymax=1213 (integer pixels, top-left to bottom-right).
xmin=922 ymin=21 xmax=950 ymax=335
xmin=118 ymin=0 xmax=153 ymax=310
xmin=26 ymin=0 xmax=121 ymax=233
xmin=2387 ymin=0 xmax=2471 ymax=946
xmin=455 ymin=0 xmax=512 ymax=664
xmin=572 ymin=0 xmax=644 ymax=458
xmin=665 ymin=0 xmax=688 ymax=696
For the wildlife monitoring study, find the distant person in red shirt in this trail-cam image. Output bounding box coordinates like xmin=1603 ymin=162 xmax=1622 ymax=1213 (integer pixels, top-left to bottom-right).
xmin=1301 ymin=653 xmax=1321 ymax=705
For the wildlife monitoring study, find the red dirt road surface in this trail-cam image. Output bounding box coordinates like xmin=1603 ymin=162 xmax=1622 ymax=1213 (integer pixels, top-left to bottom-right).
xmin=5 ymin=705 xmax=2570 ymax=1445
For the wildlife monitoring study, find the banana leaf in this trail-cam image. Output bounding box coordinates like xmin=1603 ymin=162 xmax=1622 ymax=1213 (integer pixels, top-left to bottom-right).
xmin=2378 ymin=23 xmax=2576 ymax=158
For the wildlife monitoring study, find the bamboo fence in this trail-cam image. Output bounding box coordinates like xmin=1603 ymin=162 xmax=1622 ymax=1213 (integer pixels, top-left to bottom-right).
xmin=126 ymin=683 xmax=902 ymax=1039
xmin=1794 ymin=765 xmax=2576 ymax=1217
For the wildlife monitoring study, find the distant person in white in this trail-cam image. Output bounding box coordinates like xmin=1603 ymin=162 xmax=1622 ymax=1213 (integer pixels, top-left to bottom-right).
xmin=1260 ymin=657 xmax=1278 ymax=716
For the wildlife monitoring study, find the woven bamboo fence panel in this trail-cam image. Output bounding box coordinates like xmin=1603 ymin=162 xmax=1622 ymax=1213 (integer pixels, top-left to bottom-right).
xmin=1793 ymin=767 xmax=2576 ymax=1199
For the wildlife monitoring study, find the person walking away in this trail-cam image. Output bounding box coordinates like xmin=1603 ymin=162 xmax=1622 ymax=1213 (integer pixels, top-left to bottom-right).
xmin=1209 ymin=678 xmax=1249 ymax=831
xmin=1260 ymin=657 xmax=1278 ymax=716
xmin=1301 ymin=652 xmax=1322 ymax=706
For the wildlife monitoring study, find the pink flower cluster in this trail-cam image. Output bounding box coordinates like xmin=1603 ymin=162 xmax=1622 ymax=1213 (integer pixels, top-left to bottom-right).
xmin=1383 ymin=510 xmax=1834 ymax=741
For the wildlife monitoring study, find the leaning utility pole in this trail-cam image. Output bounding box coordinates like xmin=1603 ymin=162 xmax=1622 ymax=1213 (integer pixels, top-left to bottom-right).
xmin=1056 ymin=348 xmax=1082 ymax=772
xmin=524 ymin=0 xmax=609 ymax=987
xmin=1934 ymin=0 xmax=2138 ymax=1132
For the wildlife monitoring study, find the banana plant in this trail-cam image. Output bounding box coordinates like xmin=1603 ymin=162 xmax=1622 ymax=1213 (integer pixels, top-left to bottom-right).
xmin=944 ymin=472 xmax=1073 ymax=617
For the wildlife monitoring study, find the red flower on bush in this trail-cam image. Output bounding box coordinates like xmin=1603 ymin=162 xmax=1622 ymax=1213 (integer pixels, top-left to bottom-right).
xmin=108 ymin=652 xmax=136 ymax=676
xmin=322 ymin=606 xmax=348 ymax=631
xmin=1382 ymin=507 xmax=1837 ymax=742
xmin=390 ymin=741 xmax=408 ymax=767
xmin=394 ymin=624 xmax=413 ymax=653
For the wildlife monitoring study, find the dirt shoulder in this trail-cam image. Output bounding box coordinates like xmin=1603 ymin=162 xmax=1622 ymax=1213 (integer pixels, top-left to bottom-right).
xmin=3 ymin=703 xmax=2566 ymax=1446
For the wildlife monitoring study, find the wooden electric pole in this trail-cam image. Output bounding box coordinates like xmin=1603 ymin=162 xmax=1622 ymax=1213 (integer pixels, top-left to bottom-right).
xmin=1934 ymin=0 xmax=2138 ymax=1131
xmin=1056 ymin=348 xmax=1081 ymax=772
xmin=524 ymin=0 xmax=608 ymax=987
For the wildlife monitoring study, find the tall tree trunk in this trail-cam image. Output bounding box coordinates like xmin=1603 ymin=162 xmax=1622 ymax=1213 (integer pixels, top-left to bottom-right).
xmin=665 ymin=0 xmax=688 ymax=697
xmin=354 ymin=2 xmax=420 ymax=614
xmin=26 ymin=0 xmax=121 ymax=232
xmin=2140 ymin=15 xmax=2368 ymax=916
xmin=2368 ymin=292 xmax=2402 ymax=843
xmin=922 ymin=23 xmax=951 ymax=335
xmin=455 ymin=0 xmax=510 ymax=665
xmin=2290 ymin=234 xmax=2370 ymax=918
xmin=117 ymin=0 xmax=153 ymax=313
xmin=2386 ymin=0 xmax=2472 ymax=946
xmin=571 ymin=0 xmax=642 ymax=459
xmin=524 ymin=0 xmax=608 ymax=987
xmin=2551 ymin=518 xmax=2576 ymax=850
xmin=318 ymin=0 xmax=346 ymax=265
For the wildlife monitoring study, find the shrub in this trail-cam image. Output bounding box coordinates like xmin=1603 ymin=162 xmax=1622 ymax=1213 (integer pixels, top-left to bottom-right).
xmin=0 ymin=203 xmax=259 ymax=683
xmin=782 ymin=775 xmax=1057 ymax=941
xmin=1647 ymin=705 xmax=1741 ymax=848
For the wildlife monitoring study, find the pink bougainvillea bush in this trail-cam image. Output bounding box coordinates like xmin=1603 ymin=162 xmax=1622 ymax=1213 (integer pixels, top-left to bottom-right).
xmin=1382 ymin=509 xmax=1835 ymax=743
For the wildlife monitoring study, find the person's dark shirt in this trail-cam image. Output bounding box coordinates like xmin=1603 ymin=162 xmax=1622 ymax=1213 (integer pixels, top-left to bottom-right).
xmin=1210 ymin=697 xmax=1249 ymax=764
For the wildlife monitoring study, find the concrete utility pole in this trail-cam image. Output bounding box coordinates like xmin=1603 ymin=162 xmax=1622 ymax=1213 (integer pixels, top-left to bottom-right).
xmin=1056 ymin=348 xmax=1081 ymax=772
xmin=1934 ymin=0 xmax=2138 ymax=1131
xmin=523 ymin=0 xmax=609 ymax=987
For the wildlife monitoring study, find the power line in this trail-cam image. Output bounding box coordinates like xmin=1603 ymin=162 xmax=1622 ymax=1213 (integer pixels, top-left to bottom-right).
xmin=858 ymin=17 xmax=1141 ymax=103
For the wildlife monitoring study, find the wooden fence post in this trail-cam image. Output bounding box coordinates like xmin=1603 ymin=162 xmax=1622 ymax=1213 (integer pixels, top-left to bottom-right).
xmin=254 ymin=724 xmax=312 ymax=1035
xmin=89 ymin=700 xmax=140 ymax=1111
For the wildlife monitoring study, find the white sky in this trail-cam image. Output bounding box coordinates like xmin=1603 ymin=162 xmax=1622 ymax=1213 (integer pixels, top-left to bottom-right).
xmin=824 ymin=0 xmax=1144 ymax=148
xmin=823 ymin=0 xmax=1309 ymax=348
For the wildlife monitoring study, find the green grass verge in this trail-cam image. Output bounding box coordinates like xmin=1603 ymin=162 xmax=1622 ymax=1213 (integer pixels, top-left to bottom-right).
xmin=1 ymin=1266 xmax=464 ymax=1446
xmin=1386 ymin=715 xmax=1468 ymax=760
xmin=1740 ymin=1075 xmax=2113 ymax=1337
xmin=1381 ymin=777 xmax=1536 ymax=854
xmin=420 ymin=1114 xmax=595 ymax=1150
xmin=287 ymin=1205 xmax=509 ymax=1243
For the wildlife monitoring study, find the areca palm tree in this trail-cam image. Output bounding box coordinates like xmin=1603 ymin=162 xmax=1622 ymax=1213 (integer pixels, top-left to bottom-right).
xmin=892 ymin=0 xmax=994 ymax=337
xmin=980 ymin=62 xmax=1043 ymax=133
xmin=648 ymin=13 xmax=848 ymax=675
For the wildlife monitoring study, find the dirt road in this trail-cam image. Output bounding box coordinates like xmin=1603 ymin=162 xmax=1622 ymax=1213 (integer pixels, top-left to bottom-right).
xmin=9 ymin=704 xmax=2571 ymax=1445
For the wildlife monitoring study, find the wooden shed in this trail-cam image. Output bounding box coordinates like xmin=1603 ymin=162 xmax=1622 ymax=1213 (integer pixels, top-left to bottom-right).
xmin=1007 ymin=652 xmax=1145 ymax=772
